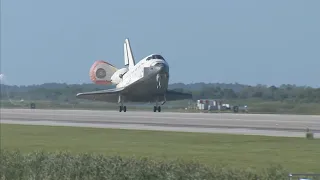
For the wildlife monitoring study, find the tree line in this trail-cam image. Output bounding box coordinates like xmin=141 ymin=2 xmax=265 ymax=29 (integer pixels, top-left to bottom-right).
xmin=179 ymin=84 xmax=320 ymax=103
xmin=1 ymin=83 xmax=320 ymax=103
xmin=165 ymin=84 xmax=320 ymax=103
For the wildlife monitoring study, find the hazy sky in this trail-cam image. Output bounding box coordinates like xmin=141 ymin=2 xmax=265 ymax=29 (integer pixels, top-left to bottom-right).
xmin=1 ymin=0 xmax=319 ymax=87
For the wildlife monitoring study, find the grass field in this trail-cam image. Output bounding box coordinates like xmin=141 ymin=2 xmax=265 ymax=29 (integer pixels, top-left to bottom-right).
xmin=1 ymin=124 xmax=320 ymax=173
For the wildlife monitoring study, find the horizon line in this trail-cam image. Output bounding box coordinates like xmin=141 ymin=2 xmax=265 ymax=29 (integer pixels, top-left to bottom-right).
xmin=0 ymin=82 xmax=319 ymax=88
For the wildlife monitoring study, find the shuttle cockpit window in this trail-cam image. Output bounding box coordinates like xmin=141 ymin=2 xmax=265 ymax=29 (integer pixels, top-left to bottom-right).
xmin=152 ymin=55 xmax=165 ymax=60
xmin=146 ymin=54 xmax=165 ymax=61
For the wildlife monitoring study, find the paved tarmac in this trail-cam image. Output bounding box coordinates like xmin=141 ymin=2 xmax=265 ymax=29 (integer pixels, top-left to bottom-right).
xmin=1 ymin=108 xmax=319 ymax=138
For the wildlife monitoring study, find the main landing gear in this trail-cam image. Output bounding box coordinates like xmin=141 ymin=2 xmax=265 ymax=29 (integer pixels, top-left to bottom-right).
xmin=119 ymin=105 xmax=127 ymax=112
xmin=118 ymin=94 xmax=127 ymax=112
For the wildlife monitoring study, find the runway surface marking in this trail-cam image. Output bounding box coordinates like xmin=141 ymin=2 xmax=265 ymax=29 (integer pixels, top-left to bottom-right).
xmin=1 ymin=108 xmax=319 ymax=138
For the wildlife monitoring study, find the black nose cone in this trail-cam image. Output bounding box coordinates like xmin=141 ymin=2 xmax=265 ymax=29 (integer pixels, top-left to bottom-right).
xmin=154 ymin=63 xmax=169 ymax=73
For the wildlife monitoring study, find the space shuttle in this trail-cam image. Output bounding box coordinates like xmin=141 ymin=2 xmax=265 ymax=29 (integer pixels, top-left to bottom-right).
xmin=76 ymin=38 xmax=192 ymax=112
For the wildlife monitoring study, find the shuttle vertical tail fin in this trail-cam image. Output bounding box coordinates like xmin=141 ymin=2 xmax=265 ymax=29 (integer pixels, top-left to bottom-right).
xmin=124 ymin=42 xmax=129 ymax=66
xmin=123 ymin=38 xmax=135 ymax=69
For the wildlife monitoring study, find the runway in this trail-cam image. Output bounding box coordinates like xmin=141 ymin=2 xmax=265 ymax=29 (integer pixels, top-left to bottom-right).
xmin=1 ymin=108 xmax=319 ymax=138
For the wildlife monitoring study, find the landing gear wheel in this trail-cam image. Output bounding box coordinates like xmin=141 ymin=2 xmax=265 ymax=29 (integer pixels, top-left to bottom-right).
xmin=153 ymin=106 xmax=161 ymax=112
xmin=119 ymin=106 xmax=127 ymax=112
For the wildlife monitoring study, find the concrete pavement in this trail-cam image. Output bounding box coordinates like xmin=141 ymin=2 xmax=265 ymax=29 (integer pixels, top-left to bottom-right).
xmin=1 ymin=108 xmax=319 ymax=137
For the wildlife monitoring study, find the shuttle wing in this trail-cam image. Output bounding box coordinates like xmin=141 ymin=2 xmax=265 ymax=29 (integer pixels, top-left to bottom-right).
xmin=165 ymin=90 xmax=193 ymax=101
xmin=76 ymin=74 xmax=144 ymax=103
xmin=76 ymin=87 xmax=193 ymax=103
xmin=76 ymin=87 xmax=125 ymax=102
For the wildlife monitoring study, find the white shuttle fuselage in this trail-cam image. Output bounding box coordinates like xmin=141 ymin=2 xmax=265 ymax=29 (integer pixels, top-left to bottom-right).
xmin=76 ymin=38 xmax=191 ymax=112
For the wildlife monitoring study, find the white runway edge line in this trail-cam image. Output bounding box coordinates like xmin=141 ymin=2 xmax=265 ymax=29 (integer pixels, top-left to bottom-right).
xmin=1 ymin=119 xmax=318 ymax=138
xmin=0 ymin=108 xmax=319 ymax=138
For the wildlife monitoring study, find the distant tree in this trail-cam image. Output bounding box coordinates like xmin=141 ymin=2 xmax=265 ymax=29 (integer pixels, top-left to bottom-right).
xmin=2 ymin=82 xmax=320 ymax=103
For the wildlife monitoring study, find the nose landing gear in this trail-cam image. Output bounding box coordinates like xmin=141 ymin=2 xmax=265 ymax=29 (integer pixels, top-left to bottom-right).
xmin=153 ymin=96 xmax=163 ymax=112
xmin=156 ymin=74 xmax=162 ymax=89
xmin=153 ymin=106 xmax=161 ymax=112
